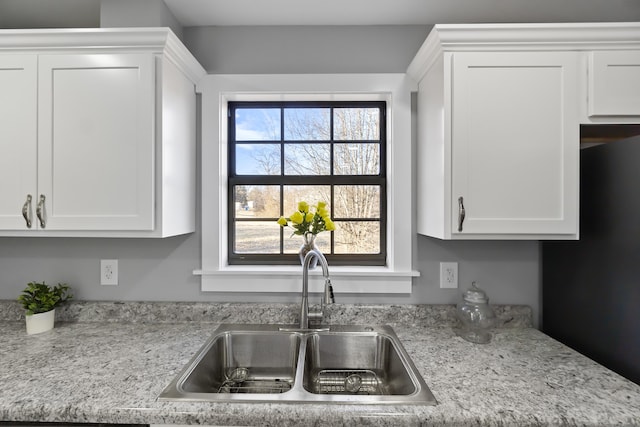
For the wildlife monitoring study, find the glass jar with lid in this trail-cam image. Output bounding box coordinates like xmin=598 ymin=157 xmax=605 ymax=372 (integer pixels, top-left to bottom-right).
xmin=456 ymin=282 xmax=496 ymax=344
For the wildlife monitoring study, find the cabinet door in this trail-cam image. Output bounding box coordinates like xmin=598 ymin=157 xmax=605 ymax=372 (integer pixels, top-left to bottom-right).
xmin=451 ymin=52 xmax=579 ymax=237
xmin=588 ymin=50 xmax=640 ymax=117
xmin=0 ymin=55 xmax=37 ymax=230
xmin=38 ymin=54 xmax=154 ymax=230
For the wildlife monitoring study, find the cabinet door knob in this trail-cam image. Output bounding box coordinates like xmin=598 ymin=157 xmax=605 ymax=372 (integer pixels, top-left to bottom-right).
xmin=36 ymin=194 xmax=46 ymax=229
xmin=458 ymin=196 xmax=465 ymax=232
xmin=22 ymin=194 xmax=33 ymax=229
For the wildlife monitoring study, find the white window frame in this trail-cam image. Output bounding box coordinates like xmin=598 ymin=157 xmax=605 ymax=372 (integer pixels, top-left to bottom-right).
xmin=194 ymin=74 xmax=418 ymax=294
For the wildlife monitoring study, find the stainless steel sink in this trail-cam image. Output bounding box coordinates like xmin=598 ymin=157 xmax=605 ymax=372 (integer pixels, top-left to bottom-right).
xmin=159 ymin=324 xmax=437 ymax=405
xmin=173 ymin=327 xmax=301 ymax=397
xmin=303 ymin=328 xmax=418 ymax=397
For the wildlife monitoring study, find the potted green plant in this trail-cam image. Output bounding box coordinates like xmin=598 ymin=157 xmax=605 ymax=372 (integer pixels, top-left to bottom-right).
xmin=18 ymin=281 xmax=72 ymax=335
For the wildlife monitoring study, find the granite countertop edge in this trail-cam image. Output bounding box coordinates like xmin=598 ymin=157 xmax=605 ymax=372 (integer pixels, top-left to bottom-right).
xmin=1 ymin=301 xmax=639 ymax=427
xmin=0 ymin=300 xmax=533 ymax=328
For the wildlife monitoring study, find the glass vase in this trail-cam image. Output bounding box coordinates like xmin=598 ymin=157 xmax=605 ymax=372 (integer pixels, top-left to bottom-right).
xmin=299 ymin=232 xmax=320 ymax=269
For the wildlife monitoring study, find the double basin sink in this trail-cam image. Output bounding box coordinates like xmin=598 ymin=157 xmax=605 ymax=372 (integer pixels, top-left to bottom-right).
xmin=159 ymin=324 xmax=437 ymax=405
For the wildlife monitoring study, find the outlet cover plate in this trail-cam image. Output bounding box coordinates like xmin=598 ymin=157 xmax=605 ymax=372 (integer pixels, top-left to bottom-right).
xmin=101 ymin=259 xmax=118 ymax=286
xmin=439 ymin=262 xmax=458 ymax=289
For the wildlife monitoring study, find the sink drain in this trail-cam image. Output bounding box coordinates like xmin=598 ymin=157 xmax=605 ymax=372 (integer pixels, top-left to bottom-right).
xmin=344 ymin=374 xmax=363 ymax=393
xmin=226 ymin=367 xmax=249 ymax=383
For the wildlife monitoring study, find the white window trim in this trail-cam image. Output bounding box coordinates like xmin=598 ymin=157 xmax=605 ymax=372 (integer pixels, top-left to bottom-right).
xmin=194 ymin=74 xmax=419 ymax=294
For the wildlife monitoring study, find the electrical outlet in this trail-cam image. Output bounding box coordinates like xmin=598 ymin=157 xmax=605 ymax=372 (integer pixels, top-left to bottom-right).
xmin=101 ymin=259 xmax=118 ymax=286
xmin=439 ymin=262 xmax=458 ymax=289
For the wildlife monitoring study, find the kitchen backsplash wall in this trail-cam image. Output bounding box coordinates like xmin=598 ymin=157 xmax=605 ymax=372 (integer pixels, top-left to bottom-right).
xmin=0 ymin=233 xmax=540 ymax=326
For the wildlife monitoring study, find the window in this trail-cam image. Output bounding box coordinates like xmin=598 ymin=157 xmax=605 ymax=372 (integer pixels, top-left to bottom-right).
xmin=196 ymin=74 xmax=417 ymax=294
xmin=228 ymin=101 xmax=386 ymax=266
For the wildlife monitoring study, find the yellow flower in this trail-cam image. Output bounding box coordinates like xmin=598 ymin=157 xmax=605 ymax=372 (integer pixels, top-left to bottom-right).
xmin=297 ymin=201 xmax=309 ymax=213
xmin=275 ymin=200 xmax=334 ymax=236
xmin=290 ymin=211 xmax=304 ymax=224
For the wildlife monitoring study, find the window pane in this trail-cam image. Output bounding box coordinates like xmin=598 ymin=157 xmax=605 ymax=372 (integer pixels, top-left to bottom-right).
xmin=334 ymin=143 xmax=380 ymax=175
xmin=235 ymin=108 xmax=281 ymax=141
xmin=228 ymin=101 xmax=386 ymax=265
xmin=284 ymin=108 xmax=330 ymax=141
xmin=284 ymin=143 xmax=330 ymax=175
xmin=283 ymin=186 xmax=331 ymax=217
xmin=235 ymin=221 xmax=281 ymax=253
xmin=334 ymin=185 xmax=380 ymax=218
xmin=334 ymin=108 xmax=380 ymax=140
xmin=334 ymin=221 xmax=380 ymax=254
xmin=284 ymin=231 xmax=330 ymax=254
xmin=236 ymin=144 xmax=281 ymax=175
xmin=234 ymin=185 xmax=280 ymax=219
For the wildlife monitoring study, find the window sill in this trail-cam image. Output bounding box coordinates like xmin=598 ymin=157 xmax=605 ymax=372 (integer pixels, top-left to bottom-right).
xmin=194 ymin=266 xmax=418 ymax=294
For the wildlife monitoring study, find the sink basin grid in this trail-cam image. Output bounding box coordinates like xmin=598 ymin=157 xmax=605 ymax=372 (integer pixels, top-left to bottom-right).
xmin=158 ymin=324 xmax=437 ymax=405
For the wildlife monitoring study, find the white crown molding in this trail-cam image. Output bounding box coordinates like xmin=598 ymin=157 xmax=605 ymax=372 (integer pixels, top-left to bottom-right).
xmin=162 ymin=29 xmax=207 ymax=84
xmin=407 ymin=22 xmax=640 ymax=82
xmin=406 ymin=27 xmax=443 ymax=82
xmin=0 ymin=27 xmax=205 ymax=83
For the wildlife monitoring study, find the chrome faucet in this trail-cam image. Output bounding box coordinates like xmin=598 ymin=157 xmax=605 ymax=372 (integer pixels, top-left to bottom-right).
xmin=299 ymin=248 xmax=335 ymax=329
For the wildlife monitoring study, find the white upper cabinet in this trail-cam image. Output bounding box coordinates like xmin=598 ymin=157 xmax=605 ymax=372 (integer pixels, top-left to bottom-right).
xmin=408 ymin=23 xmax=640 ymax=240
xmin=0 ymin=56 xmax=37 ymax=231
xmin=0 ymin=29 xmax=206 ymax=237
xmin=587 ymin=50 xmax=640 ymax=119
xmin=451 ymin=52 xmax=580 ymax=238
xmin=38 ymin=53 xmax=155 ymax=231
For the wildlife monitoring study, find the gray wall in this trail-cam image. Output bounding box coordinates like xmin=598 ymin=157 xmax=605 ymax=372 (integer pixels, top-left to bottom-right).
xmin=183 ymin=25 xmax=432 ymax=74
xmin=0 ymin=0 xmax=100 ymax=29
xmin=100 ymin=0 xmax=184 ymax=39
xmin=0 ymin=24 xmax=541 ymax=326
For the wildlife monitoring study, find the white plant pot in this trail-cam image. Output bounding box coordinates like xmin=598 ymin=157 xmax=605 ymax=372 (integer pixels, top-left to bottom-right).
xmin=25 ymin=309 xmax=55 ymax=335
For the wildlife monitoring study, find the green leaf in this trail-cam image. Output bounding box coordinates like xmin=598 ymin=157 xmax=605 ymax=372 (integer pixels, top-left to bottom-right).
xmin=17 ymin=281 xmax=72 ymax=314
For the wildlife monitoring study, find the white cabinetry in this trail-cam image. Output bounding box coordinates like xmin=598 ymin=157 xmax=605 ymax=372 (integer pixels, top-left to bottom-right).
xmin=0 ymin=29 xmax=205 ymax=237
xmin=408 ymin=23 xmax=640 ymax=240
xmin=0 ymin=55 xmax=37 ymax=230
xmin=38 ymin=53 xmax=154 ymax=231
xmin=409 ymin=27 xmax=580 ymax=240
xmin=450 ymin=52 xmax=580 ymax=238
xmin=587 ymin=50 xmax=640 ymax=118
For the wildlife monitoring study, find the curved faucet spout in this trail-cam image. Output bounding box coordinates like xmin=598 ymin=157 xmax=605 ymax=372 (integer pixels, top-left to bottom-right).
xmin=300 ymin=249 xmax=334 ymax=329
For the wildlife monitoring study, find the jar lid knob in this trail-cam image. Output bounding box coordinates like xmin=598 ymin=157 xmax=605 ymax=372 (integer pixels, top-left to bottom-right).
xmin=462 ymin=281 xmax=489 ymax=304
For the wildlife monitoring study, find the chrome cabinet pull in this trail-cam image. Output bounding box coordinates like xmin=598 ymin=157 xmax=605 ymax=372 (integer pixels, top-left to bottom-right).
xmin=22 ymin=194 xmax=33 ymax=228
xmin=457 ymin=196 xmax=465 ymax=232
xmin=36 ymin=194 xmax=46 ymax=229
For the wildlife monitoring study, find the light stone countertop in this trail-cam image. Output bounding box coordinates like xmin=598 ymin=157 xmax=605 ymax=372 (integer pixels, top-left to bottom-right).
xmin=0 ymin=302 xmax=639 ymax=426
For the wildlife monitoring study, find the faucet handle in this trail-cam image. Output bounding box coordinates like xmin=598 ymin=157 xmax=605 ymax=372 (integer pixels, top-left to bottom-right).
xmin=308 ymin=309 xmax=323 ymax=326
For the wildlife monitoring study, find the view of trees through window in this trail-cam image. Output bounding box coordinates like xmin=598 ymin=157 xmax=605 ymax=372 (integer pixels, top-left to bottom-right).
xmin=228 ymin=101 xmax=386 ymax=265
